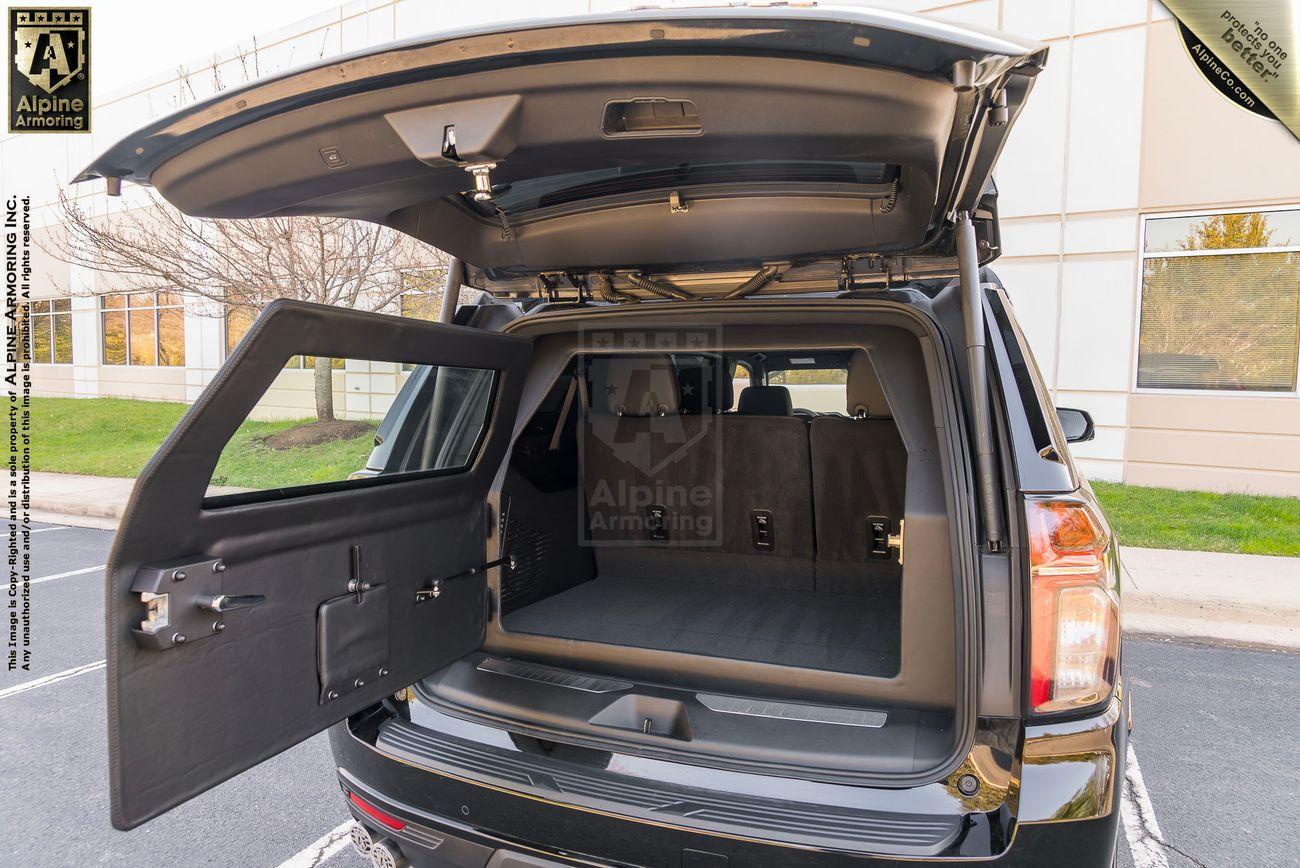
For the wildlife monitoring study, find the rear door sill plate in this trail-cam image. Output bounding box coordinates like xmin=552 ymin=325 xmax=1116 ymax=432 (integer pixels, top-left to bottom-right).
xmin=696 ymin=693 xmax=887 ymax=728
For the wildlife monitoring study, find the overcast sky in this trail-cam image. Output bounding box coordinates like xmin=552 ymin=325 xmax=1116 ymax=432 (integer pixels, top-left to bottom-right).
xmin=92 ymin=0 xmax=336 ymax=96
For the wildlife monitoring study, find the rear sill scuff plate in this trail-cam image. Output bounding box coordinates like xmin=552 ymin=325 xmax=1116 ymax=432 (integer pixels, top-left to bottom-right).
xmin=476 ymin=657 xmax=633 ymax=693
xmin=696 ymin=693 xmax=888 ymax=728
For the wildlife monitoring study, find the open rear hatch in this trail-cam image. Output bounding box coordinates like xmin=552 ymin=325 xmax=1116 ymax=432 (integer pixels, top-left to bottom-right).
xmin=87 ymin=4 xmax=1040 ymax=834
xmin=77 ymin=6 xmax=1044 ymax=293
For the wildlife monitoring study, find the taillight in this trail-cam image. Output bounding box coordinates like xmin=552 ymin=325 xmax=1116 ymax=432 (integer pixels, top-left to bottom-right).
xmin=348 ymin=791 xmax=406 ymax=831
xmin=1027 ymin=497 xmax=1120 ymax=715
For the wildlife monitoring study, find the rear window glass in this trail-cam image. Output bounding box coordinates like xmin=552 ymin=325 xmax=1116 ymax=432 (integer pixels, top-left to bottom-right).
xmin=476 ymin=160 xmax=898 ymax=213
xmin=765 ymin=366 xmax=848 ymax=414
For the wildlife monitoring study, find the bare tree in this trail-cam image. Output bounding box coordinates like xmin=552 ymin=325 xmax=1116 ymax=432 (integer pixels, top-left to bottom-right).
xmin=44 ymin=26 xmax=452 ymax=423
xmin=50 ymin=187 xmax=445 ymax=420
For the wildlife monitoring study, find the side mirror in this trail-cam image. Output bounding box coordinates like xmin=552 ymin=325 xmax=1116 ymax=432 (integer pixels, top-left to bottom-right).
xmin=1056 ymin=407 xmax=1095 ymax=443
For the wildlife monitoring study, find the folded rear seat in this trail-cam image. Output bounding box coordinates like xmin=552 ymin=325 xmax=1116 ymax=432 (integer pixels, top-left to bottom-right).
xmin=583 ymin=357 xmax=814 ymax=591
xmin=808 ymin=351 xmax=907 ymax=596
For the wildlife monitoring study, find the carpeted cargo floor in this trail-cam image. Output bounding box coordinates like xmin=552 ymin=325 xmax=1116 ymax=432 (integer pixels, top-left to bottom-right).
xmin=502 ymin=576 xmax=900 ymax=677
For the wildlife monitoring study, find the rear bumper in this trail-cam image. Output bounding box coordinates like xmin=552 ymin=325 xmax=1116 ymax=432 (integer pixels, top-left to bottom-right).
xmin=329 ymin=692 xmax=1126 ymax=866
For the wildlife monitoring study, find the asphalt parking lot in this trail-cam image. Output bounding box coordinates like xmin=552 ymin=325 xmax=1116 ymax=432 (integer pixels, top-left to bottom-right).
xmin=4 ymin=521 xmax=1297 ymax=867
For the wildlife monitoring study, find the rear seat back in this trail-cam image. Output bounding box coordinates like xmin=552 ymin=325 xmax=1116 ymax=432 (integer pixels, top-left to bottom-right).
xmin=582 ymin=356 xmax=706 ymax=545
xmin=808 ymin=351 xmax=906 ymax=595
xmin=717 ymin=412 xmax=816 ymax=580
xmin=582 ymin=355 xmax=814 ymax=590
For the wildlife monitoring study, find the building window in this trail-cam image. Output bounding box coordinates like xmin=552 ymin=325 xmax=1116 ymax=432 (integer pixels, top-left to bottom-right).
xmin=28 ymin=298 xmax=73 ymax=364
xmin=101 ymin=291 xmax=185 ymax=366
xmin=1137 ymin=208 xmax=1300 ymax=392
xmin=223 ymin=305 xmax=256 ymax=357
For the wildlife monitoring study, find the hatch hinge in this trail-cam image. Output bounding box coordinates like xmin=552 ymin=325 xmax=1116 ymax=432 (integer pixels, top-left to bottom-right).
xmin=463 ymin=161 xmax=497 ymax=201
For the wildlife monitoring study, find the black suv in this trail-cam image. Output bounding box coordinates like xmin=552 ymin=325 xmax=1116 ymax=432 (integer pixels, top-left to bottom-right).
xmin=84 ymin=6 xmax=1125 ymax=866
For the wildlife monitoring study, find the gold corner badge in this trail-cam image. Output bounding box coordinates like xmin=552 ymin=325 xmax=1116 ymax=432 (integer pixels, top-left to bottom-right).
xmin=8 ymin=7 xmax=91 ymax=133
xmin=1161 ymin=0 xmax=1298 ymax=141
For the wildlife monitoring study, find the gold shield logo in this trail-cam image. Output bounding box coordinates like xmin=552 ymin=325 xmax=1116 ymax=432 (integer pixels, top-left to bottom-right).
xmin=13 ymin=9 xmax=85 ymax=94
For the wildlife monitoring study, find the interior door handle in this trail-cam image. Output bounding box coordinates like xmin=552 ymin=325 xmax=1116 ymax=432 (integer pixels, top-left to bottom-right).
xmin=197 ymin=594 xmax=266 ymax=613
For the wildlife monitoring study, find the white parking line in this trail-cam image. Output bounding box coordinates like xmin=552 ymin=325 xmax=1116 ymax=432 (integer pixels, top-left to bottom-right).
xmin=31 ymin=564 xmax=106 ymax=585
xmin=274 ymin=820 xmax=353 ymax=868
xmin=0 ymin=659 xmax=106 ymax=699
xmin=28 ymin=526 xmax=71 ymax=533
xmin=1121 ymin=745 xmax=1170 ymax=868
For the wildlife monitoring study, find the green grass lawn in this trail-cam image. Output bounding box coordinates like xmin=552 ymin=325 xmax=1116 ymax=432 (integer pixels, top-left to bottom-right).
xmin=1091 ymin=481 xmax=1300 ymax=557
xmin=31 ymin=397 xmax=377 ymax=490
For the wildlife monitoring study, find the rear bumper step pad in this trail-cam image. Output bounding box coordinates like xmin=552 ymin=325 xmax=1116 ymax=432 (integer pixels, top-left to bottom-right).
xmin=374 ymin=718 xmax=961 ymax=856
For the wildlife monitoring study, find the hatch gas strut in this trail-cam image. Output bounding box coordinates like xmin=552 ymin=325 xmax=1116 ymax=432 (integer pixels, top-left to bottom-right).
xmin=955 ymin=211 xmax=1004 ymax=551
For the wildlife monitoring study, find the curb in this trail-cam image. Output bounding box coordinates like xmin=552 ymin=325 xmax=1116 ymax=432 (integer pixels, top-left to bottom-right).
xmin=1124 ymin=596 xmax=1300 ymax=650
xmin=31 ymin=497 xmax=123 ymax=520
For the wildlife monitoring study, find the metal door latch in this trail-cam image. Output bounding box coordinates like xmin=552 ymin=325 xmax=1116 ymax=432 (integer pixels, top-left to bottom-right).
xmin=131 ymin=557 xmax=263 ymax=650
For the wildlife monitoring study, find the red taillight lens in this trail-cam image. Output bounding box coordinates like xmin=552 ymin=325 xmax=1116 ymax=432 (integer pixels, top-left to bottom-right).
xmin=348 ymin=791 xmax=406 ymax=831
xmin=1027 ymin=497 xmax=1120 ymax=715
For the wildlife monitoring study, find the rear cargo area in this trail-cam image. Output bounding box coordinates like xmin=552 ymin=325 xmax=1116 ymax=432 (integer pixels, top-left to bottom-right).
xmin=422 ymin=320 xmax=968 ymax=779
xmin=492 ymin=346 xmax=913 ymax=680
xmin=505 ymin=574 xmax=900 ymax=677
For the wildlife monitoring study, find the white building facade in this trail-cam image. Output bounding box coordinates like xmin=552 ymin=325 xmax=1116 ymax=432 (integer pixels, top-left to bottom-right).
xmin=4 ymin=0 xmax=1299 ymax=493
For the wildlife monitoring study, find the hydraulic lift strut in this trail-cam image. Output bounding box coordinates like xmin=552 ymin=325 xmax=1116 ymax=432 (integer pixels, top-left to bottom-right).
xmin=955 ymin=211 xmax=1004 ymax=551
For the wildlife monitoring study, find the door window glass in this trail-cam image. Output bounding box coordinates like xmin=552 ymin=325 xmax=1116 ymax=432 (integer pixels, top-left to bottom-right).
xmin=205 ymin=356 xmax=496 ymax=506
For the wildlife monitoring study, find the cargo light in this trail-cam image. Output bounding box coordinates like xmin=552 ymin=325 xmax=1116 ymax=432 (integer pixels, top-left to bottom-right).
xmin=348 ymin=791 xmax=407 ymax=831
xmin=1027 ymin=497 xmax=1120 ymax=715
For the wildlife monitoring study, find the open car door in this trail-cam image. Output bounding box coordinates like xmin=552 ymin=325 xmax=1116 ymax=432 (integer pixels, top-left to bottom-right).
xmin=104 ymin=300 xmax=530 ymax=829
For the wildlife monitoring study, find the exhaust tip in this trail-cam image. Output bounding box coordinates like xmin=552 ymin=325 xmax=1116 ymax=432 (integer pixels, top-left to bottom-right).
xmin=349 ymin=823 xmax=374 ymax=857
xmin=370 ymin=838 xmax=407 ymax=868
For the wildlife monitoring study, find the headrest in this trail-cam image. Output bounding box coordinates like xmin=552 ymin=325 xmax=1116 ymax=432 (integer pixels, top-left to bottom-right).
xmin=676 ymin=359 xmax=734 ymax=414
xmin=737 ymin=385 xmax=793 ymax=416
xmin=847 ymin=350 xmax=889 ymax=417
xmin=587 ymin=356 xmax=679 ymax=416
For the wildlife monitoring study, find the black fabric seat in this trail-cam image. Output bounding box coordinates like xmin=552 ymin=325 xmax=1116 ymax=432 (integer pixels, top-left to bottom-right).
xmin=676 ymin=360 xmax=734 ymax=415
xmin=737 ymin=384 xmax=793 ymax=416
xmin=808 ymin=351 xmax=907 ymax=595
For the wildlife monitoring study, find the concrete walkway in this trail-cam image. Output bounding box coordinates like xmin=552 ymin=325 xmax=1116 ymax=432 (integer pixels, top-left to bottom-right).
xmin=30 ymin=471 xmax=247 ymax=529
xmin=32 ymin=472 xmax=139 ymax=522
xmin=27 ymin=471 xmax=1300 ymax=648
xmin=1121 ymin=546 xmax=1299 ymax=649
